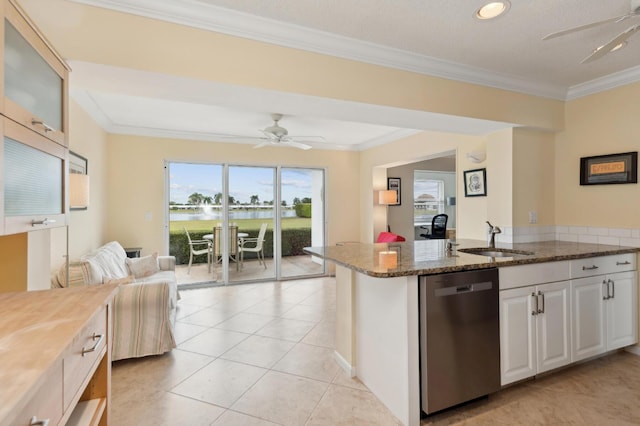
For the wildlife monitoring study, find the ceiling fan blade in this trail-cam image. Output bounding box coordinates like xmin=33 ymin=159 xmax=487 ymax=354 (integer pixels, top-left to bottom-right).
xmin=253 ymin=141 xmax=273 ymax=149
xmin=581 ymin=24 xmax=640 ymax=63
xmin=286 ymin=135 xmax=325 ymax=141
xmin=282 ymin=140 xmax=312 ymax=150
xmin=542 ymin=13 xmax=637 ymax=40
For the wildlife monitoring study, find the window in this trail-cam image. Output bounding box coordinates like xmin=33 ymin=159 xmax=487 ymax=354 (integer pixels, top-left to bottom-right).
xmin=414 ymin=177 xmax=444 ymax=224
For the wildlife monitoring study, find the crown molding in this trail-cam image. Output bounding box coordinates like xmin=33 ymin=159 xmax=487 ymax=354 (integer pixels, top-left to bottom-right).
xmin=566 ymin=64 xmax=640 ymax=100
xmin=70 ymin=0 xmax=567 ymax=100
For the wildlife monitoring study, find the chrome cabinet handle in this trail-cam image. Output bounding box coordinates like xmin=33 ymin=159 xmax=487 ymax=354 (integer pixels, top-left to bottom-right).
xmin=31 ymin=218 xmax=56 ymax=227
xmin=582 ymin=265 xmax=599 ymax=271
xmin=602 ymin=280 xmax=610 ymax=300
xmin=82 ymin=333 xmax=104 ymax=356
xmin=616 ymin=261 xmax=631 ymax=266
xmin=609 ymin=279 xmax=615 ymax=299
xmin=30 ymin=416 xmax=49 ymax=426
xmin=531 ymin=292 xmax=538 ymax=316
xmin=538 ymin=290 xmax=545 ymax=314
xmin=31 ymin=119 xmax=54 ymax=132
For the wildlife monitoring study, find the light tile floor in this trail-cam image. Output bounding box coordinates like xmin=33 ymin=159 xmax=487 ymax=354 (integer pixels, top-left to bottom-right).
xmin=111 ymin=278 xmax=640 ymax=425
xmin=176 ymin=255 xmax=324 ymax=286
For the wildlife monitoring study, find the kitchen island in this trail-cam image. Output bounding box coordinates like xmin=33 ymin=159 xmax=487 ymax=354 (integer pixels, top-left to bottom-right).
xmin=304 ymin=239 xmax=639 ymax=425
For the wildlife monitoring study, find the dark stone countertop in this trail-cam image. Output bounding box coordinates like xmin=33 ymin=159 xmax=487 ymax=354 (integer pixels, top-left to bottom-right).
xmin=304 ymin=239 xmax=639 ymax=278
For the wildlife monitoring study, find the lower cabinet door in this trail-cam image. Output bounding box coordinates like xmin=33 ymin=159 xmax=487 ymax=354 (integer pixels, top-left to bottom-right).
xmin=536 ymin=281 xmax=571 ymax=373
xmin=572 ymin=276 xmax=606 ymax=362
xmin=500 ymin=286 xmax=536 ymax=385
xmin=607 ymin=271 xmax=638 ymax=350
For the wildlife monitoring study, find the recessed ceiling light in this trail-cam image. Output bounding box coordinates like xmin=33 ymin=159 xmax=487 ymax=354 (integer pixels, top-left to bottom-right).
xmin=475 ymin=1 xmax=511 ymax=20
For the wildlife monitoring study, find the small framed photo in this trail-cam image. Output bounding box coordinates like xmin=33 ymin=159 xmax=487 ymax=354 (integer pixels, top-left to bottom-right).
xmin=580 ymin=152 xmax=637 ymax=185
xmin=464 ymin=168 xmax=487 ymax=197
xmin=387 ymin=177 xmax=401 ymax=206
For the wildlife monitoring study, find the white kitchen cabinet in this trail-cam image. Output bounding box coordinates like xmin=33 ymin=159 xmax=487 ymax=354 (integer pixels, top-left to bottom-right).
xmin=571 ymin=254 xmax=637 ymax=363
xmin=500 ymin=280 xmax=571 ymax=385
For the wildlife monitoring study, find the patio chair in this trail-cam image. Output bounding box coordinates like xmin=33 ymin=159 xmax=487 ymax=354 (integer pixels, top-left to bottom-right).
xmin=239 ymin=222 xmax=268 ymax=269
xmin=184 ymin=227 xmax=212 ymax=274
xmin=212 ymin=225 xmax=240 ymax=270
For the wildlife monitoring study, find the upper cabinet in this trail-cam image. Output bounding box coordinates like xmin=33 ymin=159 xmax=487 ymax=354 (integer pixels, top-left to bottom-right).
xmin=1 ymin=0 xmax=68 ymax=147
xmin=0 ymin=0 xmax=69 ymax=235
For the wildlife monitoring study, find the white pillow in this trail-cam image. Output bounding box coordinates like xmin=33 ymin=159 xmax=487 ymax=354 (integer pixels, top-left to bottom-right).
xmin=126 ymin=253 xmax=159 ymax=279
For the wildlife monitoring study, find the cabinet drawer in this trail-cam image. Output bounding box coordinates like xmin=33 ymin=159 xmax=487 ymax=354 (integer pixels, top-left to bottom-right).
xmin=63 ymin=305 xmax=107 ymax=410
xmin=570 ymin=254 xmax=636 ymax=279
xmin=10 ymin=360 xmax=63 ymax=426
xmin=499 ymin=260 xmax=570 ymax=290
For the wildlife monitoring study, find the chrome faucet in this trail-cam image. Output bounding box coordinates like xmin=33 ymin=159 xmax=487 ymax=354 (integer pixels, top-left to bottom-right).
xmin=486 ymin=221 xmax=502 ymax=248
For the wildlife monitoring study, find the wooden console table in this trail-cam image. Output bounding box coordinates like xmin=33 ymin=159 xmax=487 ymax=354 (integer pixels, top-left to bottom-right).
xmin=0 ymin=284 xmax=119 ymax=425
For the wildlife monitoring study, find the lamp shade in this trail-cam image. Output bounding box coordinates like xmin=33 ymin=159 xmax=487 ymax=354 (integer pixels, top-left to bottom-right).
xmin=379 ymin=190 xmax=397 ymax=205
xmin=69 ymin=173 xmax=90 ymax=209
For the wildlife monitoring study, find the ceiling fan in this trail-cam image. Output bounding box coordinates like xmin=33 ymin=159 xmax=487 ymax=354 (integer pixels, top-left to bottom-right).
xmin=252 ymin=113 xmax=324 ymax=150
xmin=543 ymin=0 xmax=640 ymax=63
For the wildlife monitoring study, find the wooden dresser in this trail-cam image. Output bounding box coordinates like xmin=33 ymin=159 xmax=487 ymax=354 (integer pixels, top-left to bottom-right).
xmin=0 ymin=284 xmax=119 ymax=426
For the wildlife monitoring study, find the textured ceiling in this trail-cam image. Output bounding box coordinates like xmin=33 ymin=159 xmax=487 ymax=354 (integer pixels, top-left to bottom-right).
xmin=55 ymin=0 xmax=640 ymax=148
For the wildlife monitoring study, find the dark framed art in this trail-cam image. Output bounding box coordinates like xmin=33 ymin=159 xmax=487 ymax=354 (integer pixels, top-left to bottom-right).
xmin=387 ymin=177 xmax=401 ymax=206
xmin=580 ymin=152 xmax=637 ymax=185
xmin=464 ymin=168 xmax=487 ymax=197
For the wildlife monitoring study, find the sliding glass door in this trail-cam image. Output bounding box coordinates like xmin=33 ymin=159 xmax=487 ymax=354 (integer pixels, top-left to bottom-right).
xmin=280 ymin=167 xmax=325 ymax=279
xmin=228 ymin=166 xmax=276 ymax=283
xmin=167 ymin=162 xmax=325 ymax=286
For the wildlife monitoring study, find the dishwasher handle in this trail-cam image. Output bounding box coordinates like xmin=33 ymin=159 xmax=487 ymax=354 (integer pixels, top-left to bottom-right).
xmin=433 ymin=281 xmax=493 ymax=297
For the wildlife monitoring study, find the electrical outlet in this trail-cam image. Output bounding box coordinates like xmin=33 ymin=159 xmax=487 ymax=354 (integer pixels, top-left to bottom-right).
xmin=528 ymin=211 xmax=537 ymax=224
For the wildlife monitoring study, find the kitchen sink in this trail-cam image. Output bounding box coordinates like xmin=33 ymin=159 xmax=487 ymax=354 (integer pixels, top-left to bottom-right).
xmin=458 ymin=248 xmax=535 ymax=258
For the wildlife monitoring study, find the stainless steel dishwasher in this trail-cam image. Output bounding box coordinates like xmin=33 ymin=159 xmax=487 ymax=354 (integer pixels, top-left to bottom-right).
xmin=419 ymin=268 xmax=500 ymax=414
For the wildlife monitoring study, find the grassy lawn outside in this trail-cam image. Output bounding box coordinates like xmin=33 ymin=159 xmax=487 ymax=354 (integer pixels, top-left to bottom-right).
xmin=170 ymin=217 xmax=311 ymax=232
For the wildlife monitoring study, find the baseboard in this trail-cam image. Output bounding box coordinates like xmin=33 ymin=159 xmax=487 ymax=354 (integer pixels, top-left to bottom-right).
xmin=334 ymin=350 xmax=356 ymax=377
xmin=625 ymin=345 xmax=640 ymax=356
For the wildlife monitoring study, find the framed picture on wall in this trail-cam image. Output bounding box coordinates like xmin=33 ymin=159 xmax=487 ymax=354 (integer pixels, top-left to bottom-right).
xmin=387 ymin=177 xmax=401 ymax=205
xmin=580 ymin=151 xmax=637 ymax=185
xmin=464 ymin=168 xmax=487 ymax=197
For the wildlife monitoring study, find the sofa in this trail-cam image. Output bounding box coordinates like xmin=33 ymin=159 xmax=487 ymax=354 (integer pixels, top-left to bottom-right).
xmin=53 ymin=241 xmax=179 ymax=361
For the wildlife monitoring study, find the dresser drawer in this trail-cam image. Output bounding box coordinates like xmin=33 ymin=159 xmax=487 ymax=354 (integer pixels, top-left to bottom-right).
xmin=570 ymin=254 xmax=636 ymax=278
xmin=11 ymin=360 xmax=63 ymax=426
xmin=63 ymin=305 xmax=107 ymax=410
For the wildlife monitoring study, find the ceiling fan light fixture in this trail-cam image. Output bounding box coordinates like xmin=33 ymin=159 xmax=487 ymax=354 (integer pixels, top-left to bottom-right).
xmin=593 ymin=41 xmax=626 ymax=55
xmin=475 ymin=1 xmax=510 ymax=20
xmin=610 ymin=41 xmax=627 ymax=52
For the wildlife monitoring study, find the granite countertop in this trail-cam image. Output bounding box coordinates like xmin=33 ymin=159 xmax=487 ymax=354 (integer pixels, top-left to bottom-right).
xmin=304 ymin=239 xmax=640 ymax=278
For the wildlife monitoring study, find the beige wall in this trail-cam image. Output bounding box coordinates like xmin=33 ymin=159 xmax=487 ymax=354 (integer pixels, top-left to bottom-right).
xmin=486 ymin=129 xmax=514 ymax=228
xmin=105 ymin=135 xmax=360 ymax=256
xmin=22 ymin=0 xmax=564 ymax=131
xmin=513 ymin=128 xmax=556 ymax=227
xmin=555 ymin=82 xmax=640 ymax=228
xmin=63 ymin=100 xmax=110 ymax=260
